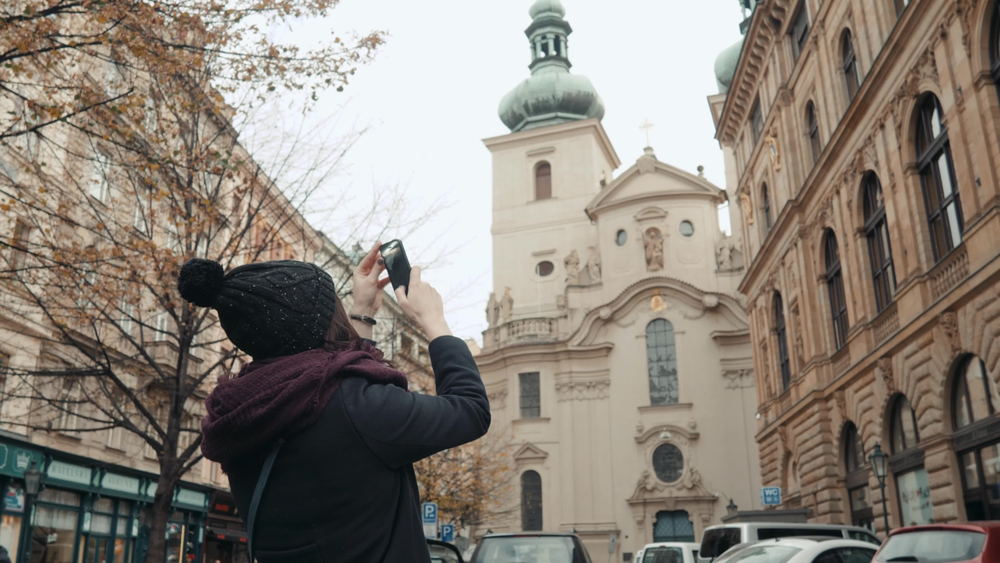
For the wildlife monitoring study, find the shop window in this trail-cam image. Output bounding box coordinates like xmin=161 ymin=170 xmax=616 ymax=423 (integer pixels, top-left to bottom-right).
xmin=806 ymin=101 xmax=822 ymax=164
xmin=953 ymin=356 xmax=997 ymax=430
xmin=825 ymin=231 xmax=849 ymax=350
xmin=653 ymin=511 xmax=695 ymax=543
xmin=774 ymin=292 xmax=791 ymax=391
xmin=535 ymin=162 xmax=552 ymax=200
xmin=889 ymin=396 xmax=933 ymax=526
xmin=915 ymin=94 xmax=964 ymax=262
xmin=646 ymin=319 xmax=679 ymax=406
xmin=652 ymin=443 xmax=684 ymax=483
xmin=843 ymin=30 xmax=861 ymax=103
xmin=519 ymin=372 xmax=540 ymax=419
xmin=843 ymin=422 xmax=873 ymax=529
xmin=863 ymin=173 xmax=897 ymax=313
xmin=520 ymin=471 xmax=542 ymax=531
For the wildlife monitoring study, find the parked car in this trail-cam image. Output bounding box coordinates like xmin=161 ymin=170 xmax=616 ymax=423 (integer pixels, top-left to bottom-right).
xmin=638 ymin=541 xmax=700 ymax=562
xmin=713 ymin=537 xmax=877 ymax=563
xmin=469 ymin=532 xmax=593 ymax=563
xmin=699 ymin=523 xmax=880 ymax=561
xmin=428 ymin=539 xmax=466 ymax=563
xmin=872 ymin=523 xmax=1000 ymax=563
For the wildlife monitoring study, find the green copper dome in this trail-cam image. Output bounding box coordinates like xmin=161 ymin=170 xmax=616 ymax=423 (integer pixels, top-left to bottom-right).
xmin=498 ymin=0 xmax=605 ymax=132
xmin=714 ymin=38 xmax=744 ymax=94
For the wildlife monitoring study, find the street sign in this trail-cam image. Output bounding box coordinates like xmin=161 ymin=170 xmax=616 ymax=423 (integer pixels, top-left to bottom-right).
xmin=441 ymin=524 xmax=455 ymax=543
xmin=761 ymin=487 xmax=782 ymax=506
xmin=422 ymin=502 xmax=438 ymax=539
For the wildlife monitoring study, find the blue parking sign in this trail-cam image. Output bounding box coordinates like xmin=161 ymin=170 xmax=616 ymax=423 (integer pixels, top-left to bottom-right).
xmin=441 ymin=524 xmax=455 ymax=543
xmin=422 ymin=502 xmax=438 ymax=524
xmin=761 ymin=487 xmax=782 ymax=506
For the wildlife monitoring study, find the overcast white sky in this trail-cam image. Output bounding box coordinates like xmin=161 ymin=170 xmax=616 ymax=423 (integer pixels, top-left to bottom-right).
xmin=274 ymin=0 xmax=745 ymax=342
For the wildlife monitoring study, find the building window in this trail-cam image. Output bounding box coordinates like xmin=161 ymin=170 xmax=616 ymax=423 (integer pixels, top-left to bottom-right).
xmin=993 ymin=2 xmax=1000 ymax=105
xmin=615 ymin=229 xmax=628 ymax=246
xmin=652 ymin=444 xmax=684 ymax=483
xmin=154 ymin=312 xmax=169 ymax=342
xmin=806 ymin=101 xmax=822 ymax=164
xmin=535 ymin=261 xmax=554 ymax=277
xmin=653 ymin=511 xmax=695 ymax=543
xmin=952 ymin=355 xmax=1000 ymax=520
xmin=10 ymin=220 xmax=31 ymax=271
xmin=646 ymin=320 xmax=679 ymax=406
xmin=761 ymin=183 xmax=773 ymax=231
xmin=519 ymin=372 xmax=541 ymax=419
xmin=89 ymin=152 xmax=111 ymax=201
xmin=790 ymin=3 xmax=810 ymax=63
xmin=520 ymin=470 xmax=543 ymax=531
xmin=889 ymin=395 xmax=934 ymax=526
xmin=535 ymin=162 xmax=552 ymax=200
xmin=895 ymin=0 xmax=910 ymax=18
xmin=916 ymin=94 xmax=964 ymax=262
xmin=824 ymin=231 xmax=849 ymax=350
xmin=774 ymin=292 xmax=791 ymax=390
xmin=863 ymin=173 xmax=897 ymax=313
xmin=843 ymin=30 xmax=861 ymax=103
xmin=750 ymin=99 xmax=764 ymax=144
xmin=679 ymin=221 xmax=694 ymax=237
xmin=844 ymin=422 xmax=874 ymax=529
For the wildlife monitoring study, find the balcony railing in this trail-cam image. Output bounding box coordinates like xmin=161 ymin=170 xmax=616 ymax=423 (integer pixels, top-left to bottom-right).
xmin=483 ymin=317 xmax=559 ymax=350
xmin=930 ymin=246 xmax=969 ymax=300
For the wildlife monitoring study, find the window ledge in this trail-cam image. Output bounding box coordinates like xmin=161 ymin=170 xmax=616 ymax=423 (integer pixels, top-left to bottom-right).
xmin=513 ymin=417 xmax=551 ymax=425
xmin=638 ymin=403 xmax=693 ymax=413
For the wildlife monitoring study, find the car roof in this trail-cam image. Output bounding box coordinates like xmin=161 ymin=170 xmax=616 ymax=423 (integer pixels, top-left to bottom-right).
xmin=642 ymin=542 xmax=700 ymax=547
xmin=888 ymin=522 xmax=1000 ymax=535
xmin=719 ymin=538 xmax=877 ymax=560
xmin=481 ymin=532 xmax=578 ymax=538
xmin=704 ymin=522 xmax=875 ymax=533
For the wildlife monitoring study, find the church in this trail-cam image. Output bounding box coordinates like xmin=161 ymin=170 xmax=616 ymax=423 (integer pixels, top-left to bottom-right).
xmin=473 ymin=0 xmax=762 ymax=558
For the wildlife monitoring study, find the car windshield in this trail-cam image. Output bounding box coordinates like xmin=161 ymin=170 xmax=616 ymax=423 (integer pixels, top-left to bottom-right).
xmin=643 ymin=546 xmax=683 ymax=563
xmin=473 ymin=536 xmax=590 ymax=563
xmin=700 ymin=528 xmax=743 ymax=558
xmin=720 ymin=546 xmax=801 ymax=563
xmin=875 ymin=530 xmax=986 ymax=563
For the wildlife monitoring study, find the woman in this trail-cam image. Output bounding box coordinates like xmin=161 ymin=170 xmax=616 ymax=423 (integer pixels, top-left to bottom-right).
xmin=178 ymin=243 xmax=490 ymax=562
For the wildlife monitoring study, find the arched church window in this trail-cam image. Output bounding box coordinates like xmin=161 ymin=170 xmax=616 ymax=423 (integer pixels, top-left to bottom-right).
xmin=916 ymin=94 xmax=963 ymax=262
xmin=825 ymin=230 xmax=849 ymax=350
xmin=863 ymin=173 xmax=896 ymax=313
xmin=535 ymin=162 xmax=552 ymax=200
xmin=890 ymin=395 xmax=934 ymax=525
xmin=652 ymin=443 xmax=684 ymax=483
xmin=520 ymin=470 xmax=543 ymax=531
xmin=646 ymin=320 xmax=679 ymax=406
xmin=844 ymin=422 xmax=873 ymax=528
xmin=842 ymin=29 xmax=861 ymax=103
xmin=774 ymin=292 xmax=791 ymax=391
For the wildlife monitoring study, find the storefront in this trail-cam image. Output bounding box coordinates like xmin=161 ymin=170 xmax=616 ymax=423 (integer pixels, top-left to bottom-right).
xmin=0 ymin=437 xmax=211 ymax=563
xmin=202 ymin=492 xmax=247 ymax=563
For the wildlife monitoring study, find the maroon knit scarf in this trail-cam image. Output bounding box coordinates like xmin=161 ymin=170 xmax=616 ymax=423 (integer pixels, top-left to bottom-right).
xmin=201 ymin=341 xmax=408 ymax=467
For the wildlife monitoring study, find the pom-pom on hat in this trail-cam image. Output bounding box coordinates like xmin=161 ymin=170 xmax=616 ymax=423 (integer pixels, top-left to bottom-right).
xmin=177 ymin=258 xmax=338 ymax=361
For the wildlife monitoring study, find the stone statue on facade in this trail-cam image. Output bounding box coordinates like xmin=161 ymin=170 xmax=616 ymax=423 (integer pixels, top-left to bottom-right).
xmin=586 ymin=247 xmax=601 ymax=283
xmin=564 ymin=250 xmax=580 ymax=285
xmin=556 ymin=294 xmax=567 ymax=314
xmin=643 ymin=228 xmax=664 ymax=271
xmin=499 ymin=287 xmax=514 ymax=323
xmin=485 ymin=292 xmax=499 ymax=327
xmin=715 ymin=238 xmax=733 ymax=271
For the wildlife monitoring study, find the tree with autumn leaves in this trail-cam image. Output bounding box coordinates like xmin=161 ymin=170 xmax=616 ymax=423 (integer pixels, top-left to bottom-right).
xmin=0 ymin=0 xmax=383 ymax=560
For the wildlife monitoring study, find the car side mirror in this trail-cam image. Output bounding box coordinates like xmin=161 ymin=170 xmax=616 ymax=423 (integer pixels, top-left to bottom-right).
xmin=427 ymin=539 xmax=465 ymax=563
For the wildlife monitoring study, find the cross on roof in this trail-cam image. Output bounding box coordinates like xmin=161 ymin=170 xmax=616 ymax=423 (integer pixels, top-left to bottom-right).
xmin=640 ymin=118 xmax=654 ymax=148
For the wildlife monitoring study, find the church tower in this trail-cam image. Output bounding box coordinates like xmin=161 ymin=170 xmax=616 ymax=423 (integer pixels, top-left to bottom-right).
xmin=484 ymin=0 xmax=620 ymax=321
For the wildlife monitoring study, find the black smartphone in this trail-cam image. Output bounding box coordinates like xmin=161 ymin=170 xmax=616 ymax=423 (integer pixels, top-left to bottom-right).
xmin=379 ymin=240 xmax=411 ymax=294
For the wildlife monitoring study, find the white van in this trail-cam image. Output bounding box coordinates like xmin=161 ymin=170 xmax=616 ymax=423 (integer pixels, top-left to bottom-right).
xmin=636 ymin=542 xmax=700 ymax=562
xmin=697 ymin=523 xmax=881 ymax=561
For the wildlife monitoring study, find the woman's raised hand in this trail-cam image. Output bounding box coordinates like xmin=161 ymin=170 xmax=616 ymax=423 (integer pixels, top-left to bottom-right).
xmin=351 ymin=241 xmax=392 ymax=317
xmin=396 ymin=266 xmax=451 ymax=341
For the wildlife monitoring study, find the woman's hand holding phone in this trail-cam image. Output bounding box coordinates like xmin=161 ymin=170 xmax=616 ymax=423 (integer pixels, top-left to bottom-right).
xmin=350 ymin=242 xmax=392 ymax=338
xmin=395 ymin=266 xmax=451 ymax=341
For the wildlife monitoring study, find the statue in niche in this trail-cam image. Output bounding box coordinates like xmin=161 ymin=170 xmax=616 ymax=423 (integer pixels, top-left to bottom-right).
xmin=564 ymin=250 xmax=580 ymax=285
xmin=586 ymin=246 xmax=601 ymax=283
xmin=499 ymin=287 xmax=514 ymax=323
xmin=556 ymin=294 xmax=567 ymax=313
xmin=715 ymin=239 xmax=734 ymax=270
xmin=643 ymin=228 xmax=664 ymax=271
xmin=485 ymin=292 xmax=499 ymax=327
xmin=740 ymin=192 xmax=754 ymax=225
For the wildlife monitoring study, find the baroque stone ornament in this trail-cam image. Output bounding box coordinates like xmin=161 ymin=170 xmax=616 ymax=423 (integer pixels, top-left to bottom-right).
xmin=740 ymin=192 xmax=754 ymax=225
xmin=877 ymin=357 xmax=896 ymax=396
xmin=499 ymin=287 xmax=514 ymax=323
xmin=486 ymin=292 xmax=499 ymax=327
xmin=643 ymin=228 xmax=665 ymax=271
xmin=555 ymin=376 xmax=610 ymax=402
xmin=765 ymin=136 xmax=782 ymax=172
xmin=564 ymin=250 xmax=581 ymax=285
xmin=586 ymin=246 xmax=601 ymax=283
xmin=938 ymin=312 xmax=962 ymax=358
xmin=835 ymin=389 xmax=847 ymax=422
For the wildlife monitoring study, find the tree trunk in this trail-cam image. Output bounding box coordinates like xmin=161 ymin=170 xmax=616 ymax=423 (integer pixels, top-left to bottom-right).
xmin=144 ymin=468 xmax=180 ymax=563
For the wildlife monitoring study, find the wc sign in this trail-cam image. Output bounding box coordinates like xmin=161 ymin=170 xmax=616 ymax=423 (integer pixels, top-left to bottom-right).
xmin=422 ymin=502 xmax=438 ymax=539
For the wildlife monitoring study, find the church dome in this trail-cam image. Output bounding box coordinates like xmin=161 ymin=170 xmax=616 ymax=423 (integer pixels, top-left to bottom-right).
xmin=498 ymin=0 xmax=605 ymax=132
xmin=714 ymin=38 xmax=744 ymax=94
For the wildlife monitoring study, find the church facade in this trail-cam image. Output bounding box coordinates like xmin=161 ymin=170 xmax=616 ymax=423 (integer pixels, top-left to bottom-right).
xmin=710 ymin=0 xmax=1000 ymax=533
xmin=473 ymin=1 xmax=761 ymax=557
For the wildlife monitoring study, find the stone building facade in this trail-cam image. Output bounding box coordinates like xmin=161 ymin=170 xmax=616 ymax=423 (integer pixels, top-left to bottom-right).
xmin=710 ymin=0 xmax=1000 ymax=532
xmin=474 ymin=1 xmax=761 ymax=558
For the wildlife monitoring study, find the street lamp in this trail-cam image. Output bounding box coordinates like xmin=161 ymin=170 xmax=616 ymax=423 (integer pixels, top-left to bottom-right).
xmin=22 ymin=460 xmax=43 ymax=563
xmin=24 ymin=460 xmax=41 ymax=496
xmin=726 ymin=499 xmax=738 ymax=517
xmin=869 ymin=443 xmax=890 ymax=535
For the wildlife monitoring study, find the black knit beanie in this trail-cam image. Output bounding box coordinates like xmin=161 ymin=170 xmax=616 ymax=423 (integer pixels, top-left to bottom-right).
xmin=176 ymin=258 xmax=338 ymax=361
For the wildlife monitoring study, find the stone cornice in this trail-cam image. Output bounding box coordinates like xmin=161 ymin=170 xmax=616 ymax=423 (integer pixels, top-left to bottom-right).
xmin=482 ymin=118 xmax=621 ymax=169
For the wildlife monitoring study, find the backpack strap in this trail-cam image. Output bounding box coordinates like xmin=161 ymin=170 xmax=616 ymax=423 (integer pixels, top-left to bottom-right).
xmin=247 ymin=439 xmax=284 ymax=563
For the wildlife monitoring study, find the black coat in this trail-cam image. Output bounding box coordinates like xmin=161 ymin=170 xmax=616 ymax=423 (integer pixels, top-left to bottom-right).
xmin=226 ymin=335 xmax=490 ymax=563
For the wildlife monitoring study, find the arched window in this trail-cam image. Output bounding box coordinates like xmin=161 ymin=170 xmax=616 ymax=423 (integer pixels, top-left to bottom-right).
xmin=890 ymin=395 xmax=934 ymax=525
xmin=535 ymin=162 xmax=552 ymax=200
xmin=647 ymin=320 xmax=679 ymax=406
xmin=774 ymin=292 xmax=791 ymax=391
xmin=825 ymin=230 xmax=849 ymax=350
xmin=952 ymin=356 xmax=1000 ymax=520
xmin=863 ymin=173 xmax=897 ymax=312
xmin=844 ymin=423 xmax=873 ymax=528
xmin=761 ymin=183 xmax=773 ymax=231
xmin=520 ymin=470 xmax=543 ymax=531
xmin=993 ymin=2 xmax=1000 ymax=103
xmin=916 ymin=94 xmax=963 ymax=262
xmin=843 ymin=30 xmax=861 ymax=103
xmin=806 ymin=101 xmax=822 ymax=164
